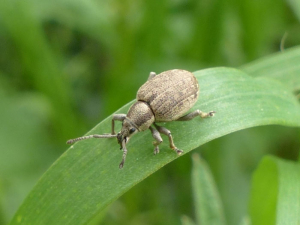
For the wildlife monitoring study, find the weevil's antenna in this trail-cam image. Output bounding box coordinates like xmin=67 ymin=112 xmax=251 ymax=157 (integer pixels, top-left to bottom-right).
xmin=66 ymin=134 xmax=117 ymax=144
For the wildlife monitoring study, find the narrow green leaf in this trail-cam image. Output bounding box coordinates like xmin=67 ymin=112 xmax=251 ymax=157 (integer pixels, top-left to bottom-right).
xmin=286 ymin=0 xmax=300 ymax=21
xmin=241 ymin=46 xmax=300 ymax=92
xmin=10 ymin=67 xmax=300 ymax=225
xmin=249 ymin=157 xmax=278 ymax=225
xmin=191 ymin=154 xmax=226 ymax=225
xmin=249 ymin=156 xmax=300 ymax=225
xmin=276 ymin=158 xmax=300 ymax=224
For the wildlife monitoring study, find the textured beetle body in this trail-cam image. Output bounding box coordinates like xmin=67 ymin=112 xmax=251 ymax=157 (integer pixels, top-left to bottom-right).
xmin=67 ymin=69 xmax=215 ymax=168
xmin=137 ymin=69 xmax=199 ymax=122
xmin=126 ymin=101 xmax=154 ymax=132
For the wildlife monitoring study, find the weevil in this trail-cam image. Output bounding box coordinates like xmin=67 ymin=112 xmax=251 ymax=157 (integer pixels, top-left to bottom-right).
xmin=67 ymin=69 xmax=215 ymax=168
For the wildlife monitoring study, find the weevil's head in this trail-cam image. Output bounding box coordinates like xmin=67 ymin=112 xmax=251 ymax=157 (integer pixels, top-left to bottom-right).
xmin=117 ymin=101 xmax=155 ymax=149
xmin=117 ymin=118 xmax=138 ymax=148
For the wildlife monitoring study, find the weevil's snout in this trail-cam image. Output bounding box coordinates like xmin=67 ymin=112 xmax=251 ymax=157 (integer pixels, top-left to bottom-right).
xmin=117 ymin=130 xmax=137 ymax=150
xmin=117 ymin=120 xmax=138 ymax=169
xmin=117 ymin=132 xmax=124 ymax=149
xmin=117 ymin=119 xmax=138 ymax=149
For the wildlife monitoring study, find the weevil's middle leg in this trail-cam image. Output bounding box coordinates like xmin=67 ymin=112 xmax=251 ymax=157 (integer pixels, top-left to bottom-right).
xmin=176 ymin=110 xmax=215 ymax=121
xmin=153 ymin=123 xmax=183 ymax=155
xmin=149 ymin=126 xmax=163 ymax=154
xmin=112 ymin=114 xmax=126 ymax=134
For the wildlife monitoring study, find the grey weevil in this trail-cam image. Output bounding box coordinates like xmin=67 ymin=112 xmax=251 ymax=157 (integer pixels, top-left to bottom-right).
xmin=67 ymin=69 xmax=215 ymax=168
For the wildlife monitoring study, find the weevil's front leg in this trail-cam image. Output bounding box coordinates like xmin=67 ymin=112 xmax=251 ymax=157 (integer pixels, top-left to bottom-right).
xmin=147 ymin=72 xmax=156 ymax=80
xmin=66 ymin=114 xmax=125 ymax=145
xmin=149 ymin=126 xmax=163 ymax=155
xmin=119 ymin=139 xmax=127 ymax=169
xmin=176 ymin=110 xmax=215 ymax=121
xmin=66 ymin=134 xmax=117 ymax=144
xmin=112 ymin=114 xmax=126 ymax=134
xmin=153 ymin=123 xmax=183 ymax=155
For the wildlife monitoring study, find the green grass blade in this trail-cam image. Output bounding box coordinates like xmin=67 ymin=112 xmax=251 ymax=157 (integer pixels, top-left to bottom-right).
xmin=286 ymin=0 xmax=300 ymax=21
xmin=276 ymin=158 xmax=300 ymax=224
xmin=9 ymin=67 xmax=300 ymax=225
xmin=249 ymin=156 xmax=300 ymax=225
xmin=248 ymin=157 xmax=278 ymax=225
xmin=191 ymin=154 xmax=226 ymax=225
xmin=240 ymin=46 xmax=300 ymax=92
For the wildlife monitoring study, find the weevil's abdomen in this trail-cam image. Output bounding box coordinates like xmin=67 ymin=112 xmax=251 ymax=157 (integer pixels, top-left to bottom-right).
xmin=137 ymin=69 xmax=199 ymax=122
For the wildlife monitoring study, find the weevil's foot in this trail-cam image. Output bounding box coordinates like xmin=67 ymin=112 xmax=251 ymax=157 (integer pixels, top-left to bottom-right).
xmin=175 ymin=149 xmax=183 ymax=155
xmin=171 ymin=146 xmax=183 ymax=155
xmin=154 ymin=146 xmax=160 ymax=155
xmin=208 ymin=111 xmax=216 ymax=117
xmin=200 ymin=111 xmax=216 ymax=118
xmin=170 ymin=144 xmax=183 ymax=155
xmin=66 ymin=140 xmax=73 ymax=144
xmin=119 ymin=160 xmax=125 ymax=169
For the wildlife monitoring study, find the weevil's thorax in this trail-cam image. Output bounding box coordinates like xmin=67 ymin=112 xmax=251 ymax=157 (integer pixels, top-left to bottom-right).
xmin=126 ymin=101 xmax=155 ymax=131
xmin=117 ymin=101 xmax=155 ymax=148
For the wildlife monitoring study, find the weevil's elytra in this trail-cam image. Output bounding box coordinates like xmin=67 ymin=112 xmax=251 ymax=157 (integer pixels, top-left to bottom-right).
xmin=67 ymin=69 xmax=215 ymax=169
xmin=137 ymin=70 xmax=199 ymax=121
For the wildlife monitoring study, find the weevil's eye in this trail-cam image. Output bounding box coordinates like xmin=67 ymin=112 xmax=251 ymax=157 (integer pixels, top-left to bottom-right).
xmin=129 ymin=128 xmax=136 ymax=134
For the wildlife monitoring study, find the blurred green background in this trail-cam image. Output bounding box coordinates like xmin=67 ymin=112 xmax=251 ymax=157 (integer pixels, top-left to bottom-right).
xmin=0 ymin=0 xmax=299 ymax=224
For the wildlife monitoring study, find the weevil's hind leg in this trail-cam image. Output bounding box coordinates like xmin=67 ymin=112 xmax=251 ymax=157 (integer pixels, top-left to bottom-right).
xmin=147 ymin=72 xmax=156 ymax=81
xmin=149 ymin=126 xmax=163 ymax=155
xmin=112 ymin=114 xmax=126 ymax=134
xmin=153 ymin=123 xmax=183 ymax=155
xmin=176 ymin=110 xmax=215 ymax=121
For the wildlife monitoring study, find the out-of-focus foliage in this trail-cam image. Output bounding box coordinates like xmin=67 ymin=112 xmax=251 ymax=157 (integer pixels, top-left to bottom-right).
xmin=0 ymin=0 xmax=299 ymax=224
xmin=249 ymin=156 xmax=300 ymax=225
xmin=190 ymin=154 xmax=226 ymax=225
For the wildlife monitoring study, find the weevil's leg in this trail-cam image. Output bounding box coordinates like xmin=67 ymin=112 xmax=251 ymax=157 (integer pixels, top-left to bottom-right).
xmin=119 ymin=140 xmax=127 ymax=169
xmin=153 ymin=123 xmax=183 ymax=155
xmin=149 ymin=126 xmax=163 ymax=155
xmin=66 ymin=134 xmax=117 ymax=144
xmin=176 ymin=110 xmax=215 ymax=121
xmin=112 ymin=114 xmax=126 ymax=134
xmin=147 ymin=72 xmax=156 ymax=80
xmin=67 ymin=114 xmax=125 ymax=145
